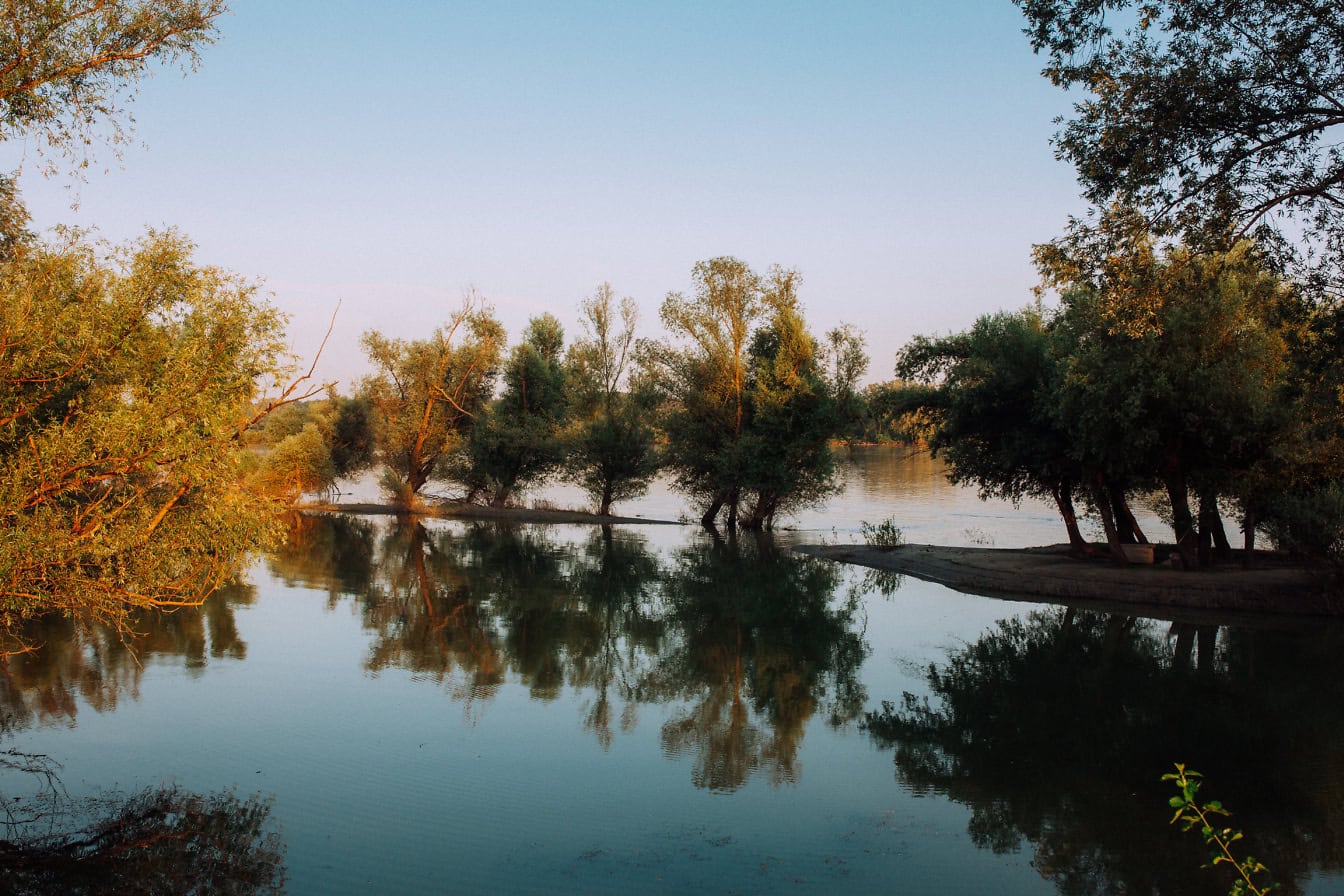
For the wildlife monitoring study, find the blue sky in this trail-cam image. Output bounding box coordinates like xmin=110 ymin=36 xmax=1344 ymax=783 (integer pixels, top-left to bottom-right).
xmin=3 ymin=1 xmax=1085 ymax=388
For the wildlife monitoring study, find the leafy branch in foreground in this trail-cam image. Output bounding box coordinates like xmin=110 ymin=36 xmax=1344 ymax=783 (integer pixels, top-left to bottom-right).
xmin=1165 ymin=764 xmax=1276 ymax=896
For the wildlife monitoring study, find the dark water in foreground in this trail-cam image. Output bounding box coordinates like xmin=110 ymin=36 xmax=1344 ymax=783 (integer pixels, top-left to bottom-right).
xmin=2 ymin=448 xmax=1342 ymax=895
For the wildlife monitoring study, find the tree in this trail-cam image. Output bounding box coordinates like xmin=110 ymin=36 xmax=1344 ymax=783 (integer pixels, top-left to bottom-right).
xmin=358 ymin=297 xmax=502 ymax=507
xmin=1046 ymin=240 xmax=1297 ymax=566
xmin=655 ymin=259 xmax=859 ymax=529
xmin=898 ymin=308 xmax=1094 ymax=551
xmin=0 ymin=229 xmax=294 ymax=640
xmin=563 ymin=283 xmax=659 ymax=516
xmin=458 ymin=313 xmax=568 ymax=507
xmin=1017 ymin=0 xmax=1344 ymax=288
xmin=734 ymin=269 xmax=855 ymax=530
xmin=656 ymin=256 xmax=761 ymax=526
xmin=0 ymin=0 xmax=227 ymax=167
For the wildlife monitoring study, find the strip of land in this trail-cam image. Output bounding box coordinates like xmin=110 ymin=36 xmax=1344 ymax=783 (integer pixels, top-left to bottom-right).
xmin=299 ymin=501 xmax=684 ymax=526
xmin=795 ymin=543 xmax=1342 ymax=619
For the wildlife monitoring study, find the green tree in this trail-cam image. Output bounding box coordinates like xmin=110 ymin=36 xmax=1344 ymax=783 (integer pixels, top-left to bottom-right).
xmin=563 ymin=283 xmax=659 ymax=516
xmin=0 ymin=230 xmax=293 ymax=639
xmin=735 ymin=269 xmax=853 ymax=530
xmin=655 ymin=259 xmax=861 ymax=528
xmin=1046 ymin=240 xmax=1296 ymax=566
xmin=358 ymin=297 xmax=502 ymax=507
xmin=897 ymin=308 xmax=1092 ymax=551
xmin=459 ymin=313 xmax=568 ymax=507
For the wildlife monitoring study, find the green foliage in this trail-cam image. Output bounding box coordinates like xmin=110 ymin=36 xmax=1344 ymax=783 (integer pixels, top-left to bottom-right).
xmin=460 ymin=313 xmax=569 ymax=506
xmin=563 ymin=284 xmax=660 ymax=515
xmin=0 ymin=229 xmax=290 ymax=639
xmin=654 ymin=259 xmax=865 ymax=529
xmin=257 ymin=423 xmax=335 ymax=502
xmin=0 ymin=0 xmax=227 ymax=169
xmin=1017 ymin=0 xmax=1344 ymax=292
xmin=1164 ymin=764 xmax=1277 ymax=896
xmin=1259 ymin=483 xmax=1344 ymax=567
xmin=859 ymin=518 xmax=904 ymax=550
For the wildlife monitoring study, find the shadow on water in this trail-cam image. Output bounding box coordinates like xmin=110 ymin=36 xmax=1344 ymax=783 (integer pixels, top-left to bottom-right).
xmin=863 ymin=607 xmax=1344 ymax=895
xmin=267 ymin=514 xmax=870 ymax=790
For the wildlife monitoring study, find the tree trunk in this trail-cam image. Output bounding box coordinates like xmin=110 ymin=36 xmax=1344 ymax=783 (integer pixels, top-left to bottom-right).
xmin=598 ymin=484 xmax=613 ymax=517
xmin=1241 ymin=509 xmax=1257 ymax=568
xmin=1197 ymin=625 xmax=1219 ymax=675
xmin=1092 ymin=473 xmax=1128 ymax=563
xmin=701 ymin=495 xmax=725 ymax=529
xmin=1051 ymin=480 xmax=1091 ymax=554
xmin=1163 ymin=457 xmax=1199 ymax=569
xmin=1109 ymin=483 xmax=1148 ymax=544
xmin=1196 ymin=492 xmax=1231 ymax=566
xmin=725 ymin=487 xmax=740 ymax=530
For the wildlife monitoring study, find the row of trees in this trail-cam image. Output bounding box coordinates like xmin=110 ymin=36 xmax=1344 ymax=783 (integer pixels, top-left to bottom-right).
xmin=894 ymin=235 xmax=1342 ymax=566
xmin=257 ymin=259 xmax=869 ymax=531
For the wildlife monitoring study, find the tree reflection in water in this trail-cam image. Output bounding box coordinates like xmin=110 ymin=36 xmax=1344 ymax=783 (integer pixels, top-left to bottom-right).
xmin=0 ymin=591 xmax=285 ymax=895
xmin=0 ymin=583 xmax=258 ymax=730
xmin=1 ymin=782 xmax=284 ymax=895
xmin=649 ymin=530 xmax=868 ymax=791
xmin=864 ymin=607 xmax=1344 ymax=895
xmin=267 ymin=515 xmax=869 ymax=788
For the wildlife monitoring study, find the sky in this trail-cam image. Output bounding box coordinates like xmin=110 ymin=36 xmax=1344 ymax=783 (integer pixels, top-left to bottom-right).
xmin=3 ymin=0 xmax=1087 ymax=389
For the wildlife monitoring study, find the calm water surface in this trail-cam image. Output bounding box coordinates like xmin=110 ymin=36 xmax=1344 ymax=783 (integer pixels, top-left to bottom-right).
xmin=3 ymin=447 xmax=1342 ymax=895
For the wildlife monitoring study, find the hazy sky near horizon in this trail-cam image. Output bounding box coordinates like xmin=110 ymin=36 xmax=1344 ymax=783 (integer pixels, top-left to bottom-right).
xmin=4 ymin=1 xmax=1086 ymax=388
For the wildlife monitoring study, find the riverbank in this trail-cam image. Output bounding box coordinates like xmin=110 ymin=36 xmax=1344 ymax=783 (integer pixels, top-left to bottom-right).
xmin=298 ymin=500 xmax=684 ymax=526
xmin=795 ymin=542 xmax=1341 ymax=618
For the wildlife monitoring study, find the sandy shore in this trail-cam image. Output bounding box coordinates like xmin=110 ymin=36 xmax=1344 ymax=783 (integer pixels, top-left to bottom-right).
xmin=795 ymin=543 xmax=1342 ymax=619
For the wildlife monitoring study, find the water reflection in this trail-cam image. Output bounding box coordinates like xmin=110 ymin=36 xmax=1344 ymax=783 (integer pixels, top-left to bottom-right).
xmin=266 ymin=515 xmax=868 ymax=789
xmin=0 ymin=782 xmax=284 ymax=895
xmin=865 ymin=608 xmax=1344 ymax=895
xmin=0 ymin=584 xmax=257 ymax=730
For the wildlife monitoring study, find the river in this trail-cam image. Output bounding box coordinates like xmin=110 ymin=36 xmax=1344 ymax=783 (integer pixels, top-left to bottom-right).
xmin=1 ymin=446 xmax=1340 ymax=895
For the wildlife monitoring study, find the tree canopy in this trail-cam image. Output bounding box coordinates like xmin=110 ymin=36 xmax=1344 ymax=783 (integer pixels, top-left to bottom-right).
xmin=1017 ymin=0 xmax=1344 ymax=286
xmin=0 ymin=229 xmax=292 ymax=638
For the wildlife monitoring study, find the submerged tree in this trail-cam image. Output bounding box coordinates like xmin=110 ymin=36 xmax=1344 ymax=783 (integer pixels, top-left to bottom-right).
xmin=564 ymin=283 xmax=659 ymax=516
xmin=358 ymin=297 xmax=502 ymax=506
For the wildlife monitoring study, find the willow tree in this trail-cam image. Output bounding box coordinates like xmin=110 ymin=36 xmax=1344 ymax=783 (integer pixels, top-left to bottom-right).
xmin=656 ymin=257 xmax=763 ymax=526
xmin=0 ymin=230 xmax=295 ymax=639
xmin=896 ymin=309 xmax=1091 ymax=552
xmin=1 ymin=0 xmax=227 ymax=161
xmin=359 ymin=298 xmax=503 ymax=506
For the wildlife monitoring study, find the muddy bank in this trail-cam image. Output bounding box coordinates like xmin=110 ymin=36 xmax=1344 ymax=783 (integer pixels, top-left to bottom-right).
xmin=795 ymin=543 xmax=1341 ymax=619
